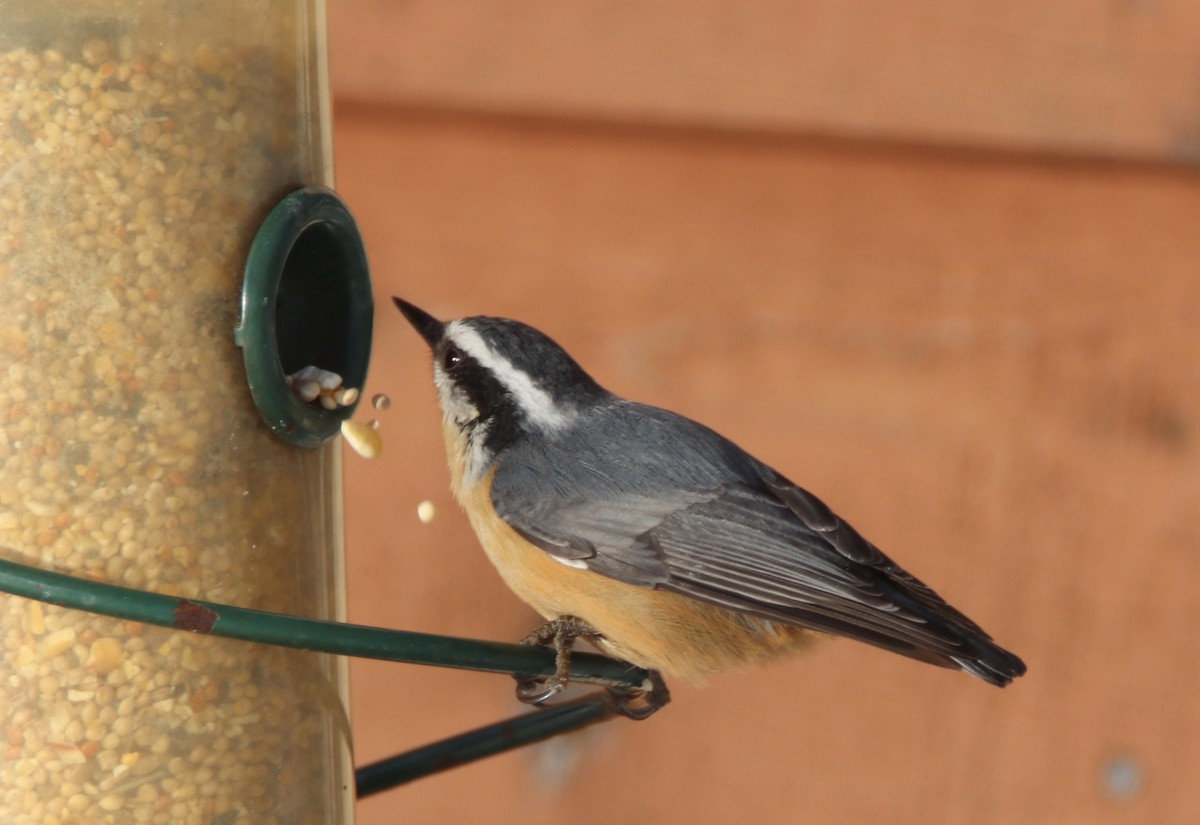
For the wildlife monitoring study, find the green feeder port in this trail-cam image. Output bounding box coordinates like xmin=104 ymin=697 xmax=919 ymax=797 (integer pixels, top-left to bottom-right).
xmin=237 ymin=186 xmax=374 ymax=447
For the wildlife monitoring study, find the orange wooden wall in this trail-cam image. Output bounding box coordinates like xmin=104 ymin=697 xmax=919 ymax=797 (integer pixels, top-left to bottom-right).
xmin=329 ymin=4 xmax=1200 ymax=823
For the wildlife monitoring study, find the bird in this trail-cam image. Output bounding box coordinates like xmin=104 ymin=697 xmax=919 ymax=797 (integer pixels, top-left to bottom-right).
xmin=394 ymin=297 xmax=1025 ymax=717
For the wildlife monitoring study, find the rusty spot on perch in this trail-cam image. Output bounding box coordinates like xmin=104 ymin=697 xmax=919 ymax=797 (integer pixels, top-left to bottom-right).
xmin=173 ymin=599 xmax=218 ymax=633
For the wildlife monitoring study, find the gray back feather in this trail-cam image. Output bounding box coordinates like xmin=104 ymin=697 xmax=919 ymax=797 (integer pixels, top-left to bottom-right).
xmin=490 ymin=399 xmax=1025 ymax=685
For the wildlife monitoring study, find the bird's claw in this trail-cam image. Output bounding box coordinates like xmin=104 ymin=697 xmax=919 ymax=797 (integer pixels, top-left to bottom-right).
xmin=513 ymin=616 xmax=670 ymax=720
xmin=513 ymin=615 xmax=595 ymax=707
xmin=605 ymin=669 xmax=671 ymax=720
xmin=514 ymin=675 xmax=565 ymax=705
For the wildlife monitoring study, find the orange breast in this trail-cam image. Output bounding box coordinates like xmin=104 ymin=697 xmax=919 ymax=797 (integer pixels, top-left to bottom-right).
xmin=447 ymin=435 xmax=817 ymax=682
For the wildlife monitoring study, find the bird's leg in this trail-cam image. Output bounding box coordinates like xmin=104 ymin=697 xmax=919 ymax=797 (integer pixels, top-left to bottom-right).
xmin=513 ymin=616 xmax=671 ymax=720
xmin=514 ymin=615 xmax=599 ymax=705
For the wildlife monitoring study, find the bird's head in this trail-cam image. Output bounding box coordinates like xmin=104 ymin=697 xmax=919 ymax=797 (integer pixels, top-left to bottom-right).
xmin=394 ymin=298 xmax=607 ymax=480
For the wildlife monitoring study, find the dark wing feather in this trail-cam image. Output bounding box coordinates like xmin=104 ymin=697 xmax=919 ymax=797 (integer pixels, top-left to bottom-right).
xmin=491 ymin=401 xmax=1025 ymax=686
xmin=645 ymin=483 xmax=1025 ymax=683
xmin=502 ymin=487 xmax=716 ymax=583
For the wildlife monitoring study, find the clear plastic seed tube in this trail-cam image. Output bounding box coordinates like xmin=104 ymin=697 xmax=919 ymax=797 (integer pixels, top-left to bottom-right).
xmin=0 ymin=3 xmax=352 ymax=823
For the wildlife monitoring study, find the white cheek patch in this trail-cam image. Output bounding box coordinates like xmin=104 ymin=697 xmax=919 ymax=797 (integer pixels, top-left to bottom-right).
xmin=433 ymin=363 xmax=490 ymax=485
xmin=432 ymin=364 xmax=478 ymax=425
xmin=464 ymin=428 xmax=491 ymax=487
xmin=446 ymin=321 xmax=576 ymax=431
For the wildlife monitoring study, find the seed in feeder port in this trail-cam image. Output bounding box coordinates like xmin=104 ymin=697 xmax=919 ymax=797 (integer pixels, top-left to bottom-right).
xmin=288 ymin=366 xmax=341 ymax=404
xmin=341 ymin=419 xmax=382 ymax=459
xmin=295 ymin=381 xmax=321 ymax=403
xmin=287 ymin=365 xmax=342 ymax=390
xmin=417 ymin=500 xmax=436 ymax=524
xmin=288 ymin=365 xmax=322 ymax=383
xmin=371 ymin=393 xmax=390 ymax=411
xmin=286 ymin=366 xmax=359 ymax=407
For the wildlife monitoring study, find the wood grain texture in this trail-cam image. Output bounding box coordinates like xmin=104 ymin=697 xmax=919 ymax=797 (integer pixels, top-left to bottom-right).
xmin=336 ymin=105 xmax=1200 ymax=825
xmin=329 ymin=0 xmax=1200 ymax=164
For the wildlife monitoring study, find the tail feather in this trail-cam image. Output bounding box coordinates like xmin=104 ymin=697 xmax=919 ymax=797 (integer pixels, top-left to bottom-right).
xmin=869 ymin=568 xmax=1027 ymax=687
xmin=951 ymin=637 xmax=1027 ymax=687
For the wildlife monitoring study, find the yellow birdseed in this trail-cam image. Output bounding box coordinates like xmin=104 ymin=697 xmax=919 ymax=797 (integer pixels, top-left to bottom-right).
xmin=0 ymin=15 xmax=350 ymax=824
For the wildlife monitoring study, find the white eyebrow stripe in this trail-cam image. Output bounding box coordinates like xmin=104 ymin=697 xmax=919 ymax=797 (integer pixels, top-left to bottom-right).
xmin=446 ymin=321 xmax=575 ymax=431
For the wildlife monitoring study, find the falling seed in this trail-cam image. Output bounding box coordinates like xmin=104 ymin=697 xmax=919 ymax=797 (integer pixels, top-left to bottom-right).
xmin=371 ymin=393 xmax=390 ymax=411
xmin=417 ymin=500 xmax=436 ymax=523
xmin=341 ymin=419 xmax=382 ymax=459
xmin=367 ymin=419 xmax=380 ymax=429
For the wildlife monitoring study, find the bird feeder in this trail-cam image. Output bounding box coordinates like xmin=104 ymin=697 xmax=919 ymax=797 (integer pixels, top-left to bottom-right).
xmin=0 ymin=2 xmax=364 ymax=821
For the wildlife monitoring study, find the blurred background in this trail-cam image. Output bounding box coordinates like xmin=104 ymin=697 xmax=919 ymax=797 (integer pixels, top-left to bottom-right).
xmin=328 ymin=3 xmax=1200 ymax=823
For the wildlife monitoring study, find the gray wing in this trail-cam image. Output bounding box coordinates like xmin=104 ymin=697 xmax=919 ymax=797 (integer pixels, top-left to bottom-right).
xmin=492 ymin=402 xmax=1025 ymax=685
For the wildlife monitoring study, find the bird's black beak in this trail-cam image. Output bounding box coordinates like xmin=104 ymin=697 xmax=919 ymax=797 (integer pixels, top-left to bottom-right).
xmin=393 ymin=297 xmax=445 ymax=349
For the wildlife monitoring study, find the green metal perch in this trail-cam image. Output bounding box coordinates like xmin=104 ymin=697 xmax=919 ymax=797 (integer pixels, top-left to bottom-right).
xmin=0 ymin=555 xmax=651 ymax=795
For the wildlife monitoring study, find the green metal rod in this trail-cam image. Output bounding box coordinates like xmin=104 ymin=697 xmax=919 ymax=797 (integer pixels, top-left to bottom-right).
xmin=0 ymin=556 xmax=648 ymax=691
xmin=356 ymin=697 xmax=614 ymax=796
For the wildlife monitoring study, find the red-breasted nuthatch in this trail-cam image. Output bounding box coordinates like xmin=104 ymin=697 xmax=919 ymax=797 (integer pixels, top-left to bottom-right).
xmin=396 ymin=298 xmax=1025 ymax=717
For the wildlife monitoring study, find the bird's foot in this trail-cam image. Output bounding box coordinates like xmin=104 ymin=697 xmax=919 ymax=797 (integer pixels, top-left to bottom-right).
xmin=514 ymin=615 xmax=600 ymax=706
xmin=605 ymin=669 xmax=671 ymax=720
xmin=513 ymin=616 xmax=670 ymax=720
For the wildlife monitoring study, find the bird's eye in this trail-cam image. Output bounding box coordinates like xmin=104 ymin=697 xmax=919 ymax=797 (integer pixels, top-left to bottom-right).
xmin=441 ymin=345 xmax=463 ymax=371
